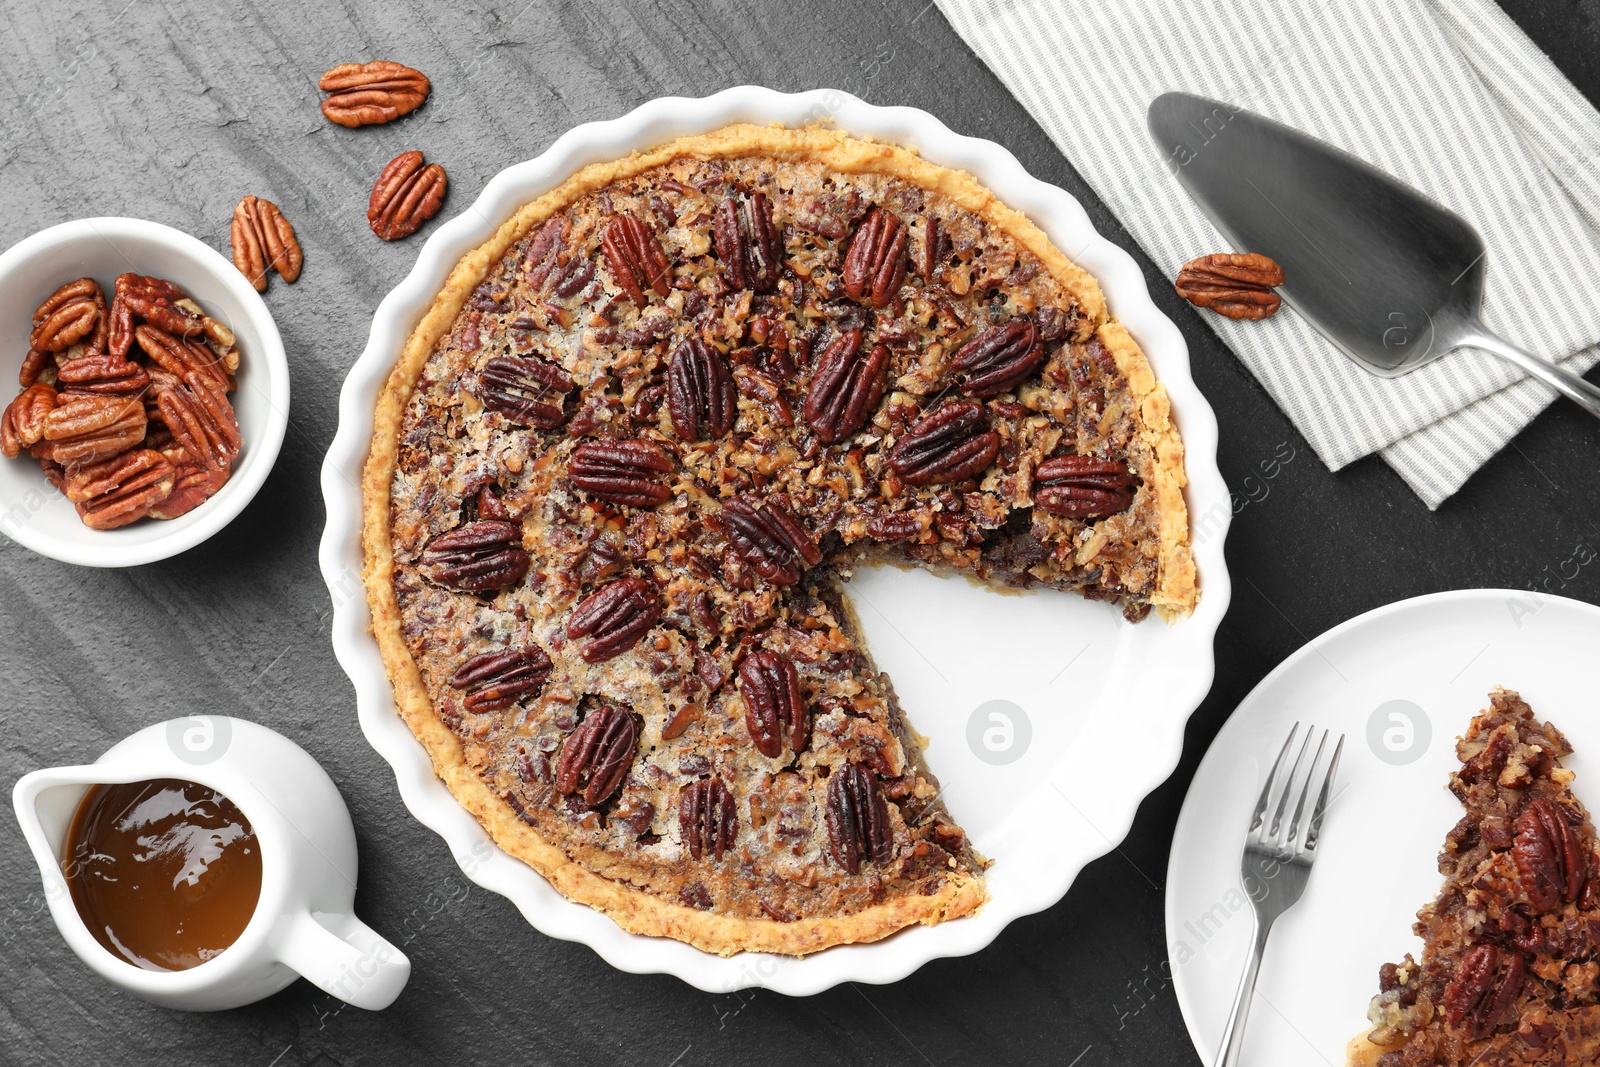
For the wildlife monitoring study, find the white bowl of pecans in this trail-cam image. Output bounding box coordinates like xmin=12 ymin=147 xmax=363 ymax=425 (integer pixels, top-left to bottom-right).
xmin=0 ymin=217 xmax=289 ymax=566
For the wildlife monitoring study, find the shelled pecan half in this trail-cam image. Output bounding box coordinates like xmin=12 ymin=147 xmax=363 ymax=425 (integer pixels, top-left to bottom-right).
xmin=231 ymin=196 xmax=303 ymax=291
xmin=113 ymin=274 xmax=235 ymax=354
xmin=720 ymin=495 xmax=820 ymax=586
xmin=40 ymin=393 xmax=146 ymax=468
xmin=679 ymin=777 xmax=737 ymax=861
xmin=318 ymin=61 xmax=430 ymax=128
xmin=450 ymin=646 xmax=553 ymax=713
xmin=951 ymin=321 xmax=1045 ymax=398
xmin=842 ymin=206 xmax=908 ymax=309
xmin=1513 ymin=798 xmax=1585 ymax=912
xmin=555 ymin=704 xmax=638 ymax=805
xmin=713 ymin=191 xmax=779 ymax=292
xmin=887 ymin=400 xmax=999 ymax=486
xmin=568 ymin=439 xmax=673 ymax=507
xmin=135 ymin=325 xmax=228 ymax=388
xmin=1442 ymin=944 xmax=1524 ymax=1040
xmin=55 ymin=354 xmax=150 ymax=397
xmin=1174 ymin=252 xmax=1284 ymax=320
xmin=155 ymin=372 xmax=240 ymax=471
xmin=368 ymin=151 xmax=448 ymax=241
xmin=667 ymin=337 xmax=736 ymax=441
xmin=1033 ymin=455 xmax=1135 ymax=520
xmin=803 ymin=329 xmax=887 ymax=443
xmin=29 ymin=279 xmax=107 ymax=354
xmin=826 ymin=762 xmax=892 ymax=874
xmin=1 ymin=384 xmax=58 ymax=458
xmin=601 ymin=214 xmax=670 ymax=306
xmin=147 ymin=447 xmax=230 ymax=520
xmin=475 ymin=354 xmax=574 ymax=429
xmin=421 ymin=520 xmax=530 ymax=594
xmin=524 ymin=217 xmax=595 ymax=298
xmin=567 ymin=575 xmax=662 ymax=663
xmin=738 ymin=649 xmax=808 ymax=758
xmin=18 ymin=349 xmax=52 ymax=388
xmin=64 ymin=448 xmax=174 ymax=530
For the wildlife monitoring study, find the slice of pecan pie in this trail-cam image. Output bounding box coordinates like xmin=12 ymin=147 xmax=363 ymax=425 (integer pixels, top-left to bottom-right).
xmin=362 ymin=125 xmax=1196 ymax=956
xmin=1351 ymin=690 xmax=1600 ymax=1065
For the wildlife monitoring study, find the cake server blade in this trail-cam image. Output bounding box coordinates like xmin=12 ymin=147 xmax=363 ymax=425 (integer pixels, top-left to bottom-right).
xmin=1146 ymin=91 xmax=1600 ymax=418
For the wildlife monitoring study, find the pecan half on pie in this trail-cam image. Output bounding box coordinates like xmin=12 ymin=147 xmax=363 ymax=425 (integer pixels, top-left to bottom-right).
xmin=362 ymin=125 xmax=1196 ymax=955
xmin=1350 ymin=690 xmax=1600 ymax=1065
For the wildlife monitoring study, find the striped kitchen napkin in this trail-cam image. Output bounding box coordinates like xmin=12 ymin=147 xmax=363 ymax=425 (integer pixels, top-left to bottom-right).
xmin=936 ymin=0 xmax=1600 ymax=507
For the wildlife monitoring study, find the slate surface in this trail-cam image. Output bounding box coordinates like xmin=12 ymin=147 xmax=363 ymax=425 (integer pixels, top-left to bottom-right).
xmin=3 ymin=1 xmax=1599 ymax=1064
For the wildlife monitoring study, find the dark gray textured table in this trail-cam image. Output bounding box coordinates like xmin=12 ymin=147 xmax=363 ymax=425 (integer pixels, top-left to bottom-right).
xmin=4 ymin=1 xmax=1600 ymax=1064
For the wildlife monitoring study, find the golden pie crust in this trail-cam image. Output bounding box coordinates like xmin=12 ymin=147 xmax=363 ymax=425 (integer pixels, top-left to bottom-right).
xmin=362 ymin=125 xmax=1195 ymax=956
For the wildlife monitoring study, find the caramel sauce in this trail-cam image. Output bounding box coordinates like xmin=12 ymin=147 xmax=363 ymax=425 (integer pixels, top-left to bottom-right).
xmin=63 ymin=778 xmax=261 ymax=971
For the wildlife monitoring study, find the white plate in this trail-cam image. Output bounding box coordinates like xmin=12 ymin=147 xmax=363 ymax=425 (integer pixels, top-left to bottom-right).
xmin=320 ymin=86 xmax=1232 ymax=994
xmin=1168 ymin=589 xmax=1600 ymax=1063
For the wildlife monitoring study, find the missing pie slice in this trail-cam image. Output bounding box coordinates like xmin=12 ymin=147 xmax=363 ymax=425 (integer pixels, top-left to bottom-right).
xmin=362 ymin=125 xmax=1195 ymax=956
xmin=1350 ymin=689 xmax=1600 ymax=1065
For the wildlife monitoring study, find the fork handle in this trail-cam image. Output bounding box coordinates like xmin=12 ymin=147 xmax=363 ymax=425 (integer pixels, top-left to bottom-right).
xmin=1213 ymin=914 xmax=1272 ymax=1067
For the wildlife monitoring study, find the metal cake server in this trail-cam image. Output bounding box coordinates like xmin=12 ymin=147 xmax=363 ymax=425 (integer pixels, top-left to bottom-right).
xmin=1147 ymin=92 xmax=1600 ymax=420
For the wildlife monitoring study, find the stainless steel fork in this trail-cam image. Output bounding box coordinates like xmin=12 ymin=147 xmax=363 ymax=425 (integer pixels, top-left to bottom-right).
xmin=1213 ymin=725 xmax=1345 ymax=1067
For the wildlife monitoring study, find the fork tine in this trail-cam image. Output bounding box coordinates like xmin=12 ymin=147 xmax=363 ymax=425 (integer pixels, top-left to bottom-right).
xmin=1285 ymin=730 xmax=1328 ymax=852
xmin=1268 ymin=729 xmax=1313 ymax=845
xmin=1249 ymin=723 xmax=1299 ymax=837
xmin=1303 ymin=734 xmax=1345 ymax=854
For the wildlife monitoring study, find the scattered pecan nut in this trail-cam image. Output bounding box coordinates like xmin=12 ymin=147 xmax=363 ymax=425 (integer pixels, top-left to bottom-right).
xmin=680 ymin=777 xmax=737 ymax=862
xmin=721 ymin=496 xmax=821 ymax=587
xmin=952 ymin=321 xmax=1045 ymax=398
xmin=826 ymin=762 xmax=892 ymax=874
xmin=601 ymin=214 xmax=671 ymax=306
xmin=1514 ymin=798 xmax=1586 ymax=913
xmin=1034 ymin=455 xmax=1135 ymax=520
xmin=569 ymin=439 xmax=672 ymax=508
xmin=667 ymin=337 xmax=736 ymax=441
xmin=887 ymin=399 xmax=999 ymax=486
xmin=421 ymin=520 xmax=530 ymax=594
xmin=318 ymin=61 xmax=430 ymax=128
xmin=842 ymin=206 xmax=908 ymax=309
xmin=64 ymin=448 xmax=174 ymax=530
xmin=713 ymin=192 xmax=779 ymax=292
xmin=449 ymin=646 xmax=553 ymax=712
xmin=738 ymin=649 xmax=808 ymax=758
xmin=1443 ymin=944 xmax=1525 ymax=1040
xmin=55 ymin=354 xmax=150 ymax=397
xmin=1 ymin=384 xmax=58 ymax=458
xmin=804 ymin=329 xmax=888 ymax=444
xmin=29 ymin=279 xmax=107 ymax=354
xmin=231 ymin=196 xmax=303 ymax=291
xmin=147 ymin=447 xmax=230 ymax=520
xmin=369 ymin=151 xmax=448 ymax=241
xmin=1174 ymin=252 xmax=1284 ymax=320
xmin=567 ymin=575 xmax=662 ymax=663
xmin=555 ymin=705 xmax=638 ymax=805
xmin=155 ymin=372 xmax=241 ymax=471
xmin=475 ymin=354 xmax=574 ymax=429
xmin=41 ymin=393 xmax=146 ymax=468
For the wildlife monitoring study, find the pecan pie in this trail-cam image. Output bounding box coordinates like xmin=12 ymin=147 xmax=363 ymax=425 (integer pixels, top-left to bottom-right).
xmin=362 ymin=126 xmax=1196 ymax=955
xmin=1350 ymin=690 xmax=1600 ymax=1065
